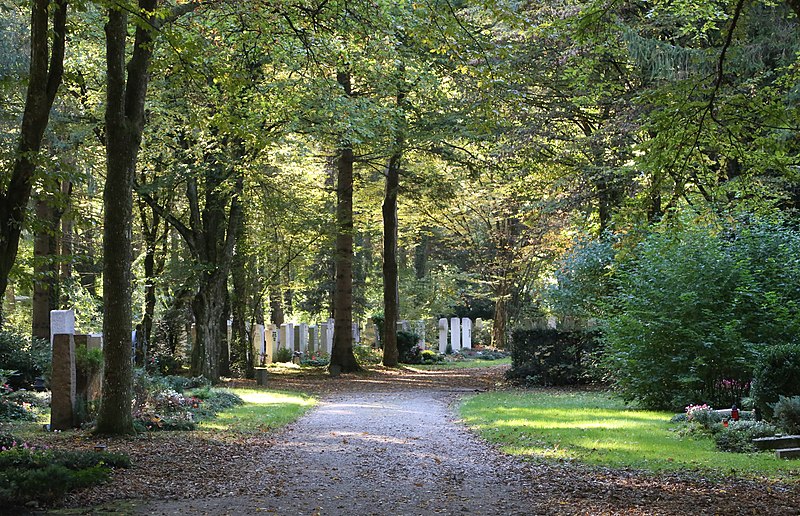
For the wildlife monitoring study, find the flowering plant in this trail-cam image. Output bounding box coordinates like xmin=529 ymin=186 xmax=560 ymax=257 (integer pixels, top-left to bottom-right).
xmin=685 ymin=403 xmax=712 ymax=420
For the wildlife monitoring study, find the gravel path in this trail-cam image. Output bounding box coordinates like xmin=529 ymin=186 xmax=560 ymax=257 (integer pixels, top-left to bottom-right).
xmin=131 ymin=390 xmax=539 ymax=515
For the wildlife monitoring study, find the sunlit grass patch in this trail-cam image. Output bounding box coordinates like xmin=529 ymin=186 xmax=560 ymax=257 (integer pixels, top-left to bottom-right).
xmin=409 ymin=357 xmax=511 ymax=370
xmin=461 ymin=390 xmax=800 ymax=478
xmin=198 ymin=388 xmax=316 ymax=433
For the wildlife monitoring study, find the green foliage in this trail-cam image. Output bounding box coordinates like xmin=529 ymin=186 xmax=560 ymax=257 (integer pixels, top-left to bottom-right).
xmin=352 ymin=345 xmax=382 ymax=366
xmin=0 ymin=331 xmax=50 ymax=390
xmin=772 ymin=395 xmax=800 ymax=435
xmin=506 ymin=329 xmax=601 ymax=386
xmin=419 ymin=349 xmax=443 ymax=364
xmin=161 ymin=375 xmax=210 ymax=392
xmin=188 ymin=386 xmax=243 ymax=413
xmin=274 ymin=347 xmax=294 ymax=363
xmin=300 ymin=352 xmax=330 ymax=367
xmin=546 ymin=235 xmax=616 ymax=319
xmin=0 ymin=432 xmax=20 ymax=450
xmin=714 ymin=421 xmax=779 ymax=453
xmin=131 ymin=371 xmax=243 ymax=431
xmin=603 ymin=219 xmax=800 ymax=410
xmin=75 ymin=346 xmax=104 ymax=377
xmin=752 ymin=344 xmax=800 ymax=420
xmin=397 ymin=331 xmax=420 ymax=364
xmin=0 ymin=447 xmax=129 ymax=507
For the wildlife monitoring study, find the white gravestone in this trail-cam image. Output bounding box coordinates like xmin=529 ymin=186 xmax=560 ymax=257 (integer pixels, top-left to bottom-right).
xmin=438 ymin=318 xmax=448 ymax=354
xmin=50 ymin=309 xmax=75 ymax=346
xmin=461 ymin=318 xmax=472 ymax=349
xmin=415 ymin=320 xmax=426 ymax=349
xmin=326 ymin=319 xmax=335 ymax=354
xmin=280 ymin=323 xmax=294 ymax=351
xmin=227 ymin=320 xmax=233 ymax=357
xmin=298 ymin=323 xmax=309 ymax=353
xmin=450 ymin=317 xmax=461 ymax=352
xmin=547 ymin=316 xmax=557 ymax=330
xmin=352 ymin=322 xmax=360 ymax=343
xmin=252 ymin=324 xmax=265 ymax=365
xmin=266 ymin=324 xmax=278 ymax=363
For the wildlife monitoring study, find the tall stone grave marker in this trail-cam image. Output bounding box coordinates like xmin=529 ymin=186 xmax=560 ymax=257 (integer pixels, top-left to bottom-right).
xmin=280 ymin=323 xmax=294 ymax=351
xmin=298 ymin=323 xmax=309 ymax=353
xmin=319 ymin=319 xmax=334 ymax=354
xmin=450 ymin=317 xmax=461 ymax=352
xmin=308 ymin=325 xmax=318 ymax=354
xmin=265 ymin=324 xmax=277 ymax=363
xmin=438 ymin=318 xmax=448 ymax=353
xmin=252 ymin=324 xmax=265 ymax=365
xmin=51 ymin=333 xmax=76 ymax=430
xmin=415 ymin=320 xmax=426 ymax=349
xmin=461 ymin=318 xmax=472 ymax=349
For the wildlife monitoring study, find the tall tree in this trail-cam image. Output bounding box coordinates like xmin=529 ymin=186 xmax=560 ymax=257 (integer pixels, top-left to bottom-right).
xmin=329 ymin=70 xmax=361 ymax=373
xmin=96 ymin=0 xmax=201 ymax=434
xmin=0 ymin=0 xmax=67 ymax=324
xmin=381 ymin=78 xmax=406 ymax=367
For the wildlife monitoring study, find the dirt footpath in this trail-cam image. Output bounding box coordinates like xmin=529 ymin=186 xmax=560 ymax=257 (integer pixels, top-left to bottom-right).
xmin=59 ymin=366 xmax=800 ymax=515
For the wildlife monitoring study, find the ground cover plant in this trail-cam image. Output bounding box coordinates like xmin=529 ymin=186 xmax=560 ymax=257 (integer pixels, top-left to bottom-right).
xmin=460 ymin=389 xmax=800 ymax=478
xmin=0 ymin=433 xmax=130 ymax=508
xmin=131 ymin=372 xmax=244 ymax=431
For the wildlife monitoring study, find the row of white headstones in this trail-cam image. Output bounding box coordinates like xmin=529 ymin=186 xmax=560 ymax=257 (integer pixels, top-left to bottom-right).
xmin=48 ymin=309 xmax=484 ymax=365
xmin=250 ymin=317 xmax=483 ymax=364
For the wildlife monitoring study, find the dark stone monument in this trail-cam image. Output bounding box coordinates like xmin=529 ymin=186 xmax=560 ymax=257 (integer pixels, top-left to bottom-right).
xmin=50 ymin=333 xmax=76 ymax=430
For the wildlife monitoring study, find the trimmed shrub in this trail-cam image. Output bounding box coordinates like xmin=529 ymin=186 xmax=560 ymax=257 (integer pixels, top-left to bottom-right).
xmin=772 ymin=395 xmax=800 ymax=434
xmin=397 ymin=331 xmax=420 ymax=364
xmin=752 ymin=344 xmax=800 ymax=420
xmin=506 ymin=329 xmax=601 ymax=386
xmin=419 ymin=349 xmax=444 ymax=364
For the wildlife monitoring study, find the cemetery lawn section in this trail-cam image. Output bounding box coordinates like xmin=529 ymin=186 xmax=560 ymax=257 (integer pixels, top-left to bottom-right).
xmin=198 ymin=388 xmax=316 ymax=433
xmin=408 ymin=357 xmax=512 ymax=370
xmin=460 ymin=389 xmax=800 ymax=479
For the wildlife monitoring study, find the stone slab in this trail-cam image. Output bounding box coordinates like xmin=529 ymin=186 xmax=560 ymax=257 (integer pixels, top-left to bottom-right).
xmin=752 ymin=435 xmax=800 ymax=450
xmin=776 ymin=447 xmax=800 ymax=459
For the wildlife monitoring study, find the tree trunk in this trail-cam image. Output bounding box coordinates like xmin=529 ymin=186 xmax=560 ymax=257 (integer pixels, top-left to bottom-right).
xmin=269 ymin=289 xmax=284 ymax=325
xmin=96 ymin=1 xmax=157 ymax=435
xmin=138 ymin=198 xmax=162 ymax=357
xmin=381 ymin=77 xmax=405 ymax=367
xmin=191 ymin=270 xmax=227 ymax=380
xmin=492 ymin=293 xmax=508 ymax=349
xmin=329 ymin=71 xmax=361 ymax=373
xmin=231 ymin=214 xmax=253 ymax=376
xmin=0 ymin=0 xmax=67 ymax=325
xmin=382 ymin=150 xmax=400 ymax=367
xmin=32 ymin=197 xmax=59 ymax=340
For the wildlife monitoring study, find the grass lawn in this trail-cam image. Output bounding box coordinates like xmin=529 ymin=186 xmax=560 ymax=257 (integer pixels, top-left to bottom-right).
xmin=408 ymin=357 xmax=512 ymax=370
xmin=198 ymin=388 xmax=316 ymax=433
xmin=460 ymin=389 xmax=800 ymax=479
